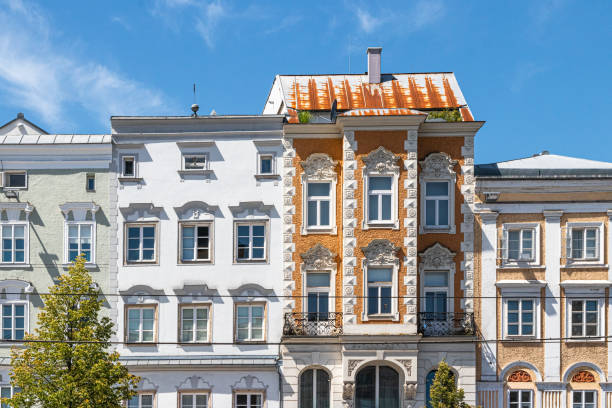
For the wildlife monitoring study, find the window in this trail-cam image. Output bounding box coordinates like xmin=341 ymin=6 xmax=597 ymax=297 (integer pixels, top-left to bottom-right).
xmin=506 ymin=299 xmax=534 ymax=336
xmin=180 ymin=305 xmax=210 ymax=343
xmin=1 ymin=386 xmax=21 ymax=407
xmin=235 ymin=304 xmax=265 ymax=342
xmin=570 ymin=299 xmax=599 ymax=337
xmin=66 ymin=223 xmax=93 ymax=263
xmin=121 ymin=156 xmax=136 ymax=178
xmin=306 ymin=272 xmax=330 ymax=322
xmin=367 ymin=176 xmax=392 ymax=223
xmin=424 ymin=181 xmax=449 ymax=228
xmin=509 ymin=390 xmax=532 ymax=408
xmin=570 ymin=227 xmax=599 ymax=260
xmin=1 ymin=224 xmax=26 ymax=264
xmin=86 ymin=174 xmax=95 ymax=192
xmin=367 ymin=268 xmax=392 ymax=316
xmin=1 ymin=303 xmax=26 ymax=340
xmin=258 ymin=154 xmax=274 ymax=175
xmin=125 ymin=224 xmax=157 ymax=263
xmin=508 ymin=229 xmax=534 ymax=261
xmin=180 ymin=393 xmax=208 ymax=408
xmin=126 ymin=306 xmax=156 ymax=343
xmin=355 ymin=365 xmax=399 ymax=408
xmin=235 ymin=223 xmax=266 ymax=262
xmin=3 ymin=171 xmax=27 ymax=189
xmin=180 ymin=223 xmax=211 ymax=262
xmin=307 ymin=183 xmax=331 ymax=228
xmin=423 ymin=271 xmax=449 ymax=321
xmin=235 ymin=393 xmax=263 ymax=408
xmin=128 ymin=394 xmax=154 ymax=408
xmin=300 ymin=368 xmax=330 ymax=408
xmin=182 ymin=154 xmax=207 ymax=171
xmin=572 ymin=390 xmax=596 ymax=408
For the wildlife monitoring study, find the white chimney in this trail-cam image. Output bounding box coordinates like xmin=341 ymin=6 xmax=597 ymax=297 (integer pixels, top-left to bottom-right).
xmin=367 ymin=47 xmax=382 ymax=84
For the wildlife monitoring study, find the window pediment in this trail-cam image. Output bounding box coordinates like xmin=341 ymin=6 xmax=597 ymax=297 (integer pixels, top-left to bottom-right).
xmin=174 ymin=201 xmax=218 ymax=220
xmin=59 ymin=202 xmax=99 ymax=222
xmin=119 ymin=203 xmax=163 ymax=221
xmin=419 ymin=243 xmax=455 ymax=269
xmin=229 ymin=201 xmax=274 ymax=219
xmin=0 ymin=202 xmax=33 ymax=222
xmin=301 ymin=243 xmax=336 ymax=270
xmin=228 ymin=283 xmax=276 ymax=301
xmin=361 ymin=239 xmax=400 ymax=265
xmin=419 ymin=152 xmax=457 ymax=179
xmin=362 ymin=146 xmax=401 ymax=174
xmin=300 ymin=153 xmax=337 ymax=181
xmin=176 ymin=375 xmax=213 ymax=391
xmin=231 ymin=375 xmax=268 ymax=391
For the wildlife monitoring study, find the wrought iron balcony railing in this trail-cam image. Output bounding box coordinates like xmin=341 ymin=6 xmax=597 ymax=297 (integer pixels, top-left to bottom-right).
xmin=283 ymin=312 xmax=343 ymax=337
xmin=418 ymin=312 xmax=474 ymax=336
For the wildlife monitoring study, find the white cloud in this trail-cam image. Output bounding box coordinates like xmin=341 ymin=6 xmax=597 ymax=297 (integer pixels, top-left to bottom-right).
xmin=195 ymin=1 xmax=226 ymax=48
xmin=111 ymin=15 xmax=132 ymax=30
xmin=510 ymin=62 xmax=547 ymax=93
xmin=0 ymin=0 xmax=170 ymax=129
xmin=353 ymin=0 xmax=445 ymax=35
xmin=264 ymin=15 xmax=303 ymax=35
xmin=355 ymin=8 xmax=382 ymax=34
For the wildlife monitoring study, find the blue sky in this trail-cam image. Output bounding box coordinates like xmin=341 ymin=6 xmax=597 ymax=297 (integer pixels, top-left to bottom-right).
xmin=0 ymin=0 xmax=610 ymax=164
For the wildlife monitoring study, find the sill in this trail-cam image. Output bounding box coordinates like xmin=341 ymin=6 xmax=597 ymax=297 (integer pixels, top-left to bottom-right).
xmin=118 ymin=177 xmax=143 ymax=182
xmin=234 ymin=259 xmax=268 ymax=264
xmin=177 ymin=170 xmax=213 ymax=176
xmin=235 ymin=340 xmax=266 ymax=344
xmin=362 ymin=313 xmax=399 ymax=322
xmin=498 ymin=264 xmax=545 ymax=270
xmin=123 ymin=262 xmax=159 ymax=266
xmin=3 ymin=187 xmax=27 ymax=191
xmin=420 ymin=225 xmax=456 ymax=234
xmin=502 ymin=336 xmax=538 ymax=342
xmin=363 ymin=221 xmax=399 ymax=230
xmin=254 ymin=174 xmax=280 ymax=180
xmin=62 ymin=263 xmax=97 ymax=268
xmin=565 ymin=337 xmax=606 ymax=344
xmin=302 ymin=227 xmax=337 ymax=235
xmin=0 ymin=264 xmax=31 ymax=269
xmin=178 ymin=342 xmax=212 ymax=346
xmin=125 ymin=342 xmax=158 ymax=346
xmin=562 ymin=263 xmax=607 ymax=269
xmin=178 ymin=260 xmax=213 ymax=265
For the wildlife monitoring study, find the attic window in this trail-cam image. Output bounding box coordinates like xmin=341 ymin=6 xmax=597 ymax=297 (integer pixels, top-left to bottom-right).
xmin=3 ymin=171 xmax=27 ymax=189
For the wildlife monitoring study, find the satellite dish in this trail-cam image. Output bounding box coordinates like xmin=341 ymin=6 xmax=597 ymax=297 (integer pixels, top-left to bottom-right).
xmin=330 ymin=99 xmax=338 ymax=123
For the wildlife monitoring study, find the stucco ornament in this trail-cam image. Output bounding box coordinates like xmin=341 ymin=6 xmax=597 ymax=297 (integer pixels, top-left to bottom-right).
xmin=301 ymin=244 xmax=336 ymax=270
xmin=231 ymin=375 xmax=268 ymax=390
xmin=508 ymin=370 xmax=532 ymax=382
xmin=347 ymin=359 xmax=363 ymax=377
xmin=419 ymin=152 xmax=457 ymax=178
xmin=572 ymin=370 xmax=596 ymax=383
xmin=362 ymin=146 xmax=401 ymax=174
xmin=419 ymin=243 xmax=455 ymax=269
xmin=362 ymin=239 xmax=400 ymax=265
xmin=396 ymin=359 xmax=412 ymax=376
xmin=300 ymin=153 xmax=337 ymax=180
xmin=404 ymin=382 xmax=417 ymax=400
xmin=343 ymin=381 xmax=355 ymax=401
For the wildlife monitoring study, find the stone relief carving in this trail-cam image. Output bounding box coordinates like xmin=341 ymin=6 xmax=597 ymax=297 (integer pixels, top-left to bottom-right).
xmin=508 ymin=370 xmax=532 ymax=382
xmin=362 ymin=146 xmax=401 ymax=174
xmin=301 ymin=153 xmax=337 ymax=180
xmin=301 ymin=244 xmax=336 ymax=270
xmin=175 ymin=375 xmax=213 ymax=390
xmin=571 ymin=370 xmax=595 ymax=383
xmin=396 ymin=359 xmax=412 ymax=376
xmin=419 ymin=152 xmax=457 ymax=179
xmin=343 ymin=381 xmax=355 ymax=400
xmin=231 ymin=375 xmax=268 ymax=390
xmin=419 ymin=243 xmax=455 ymax=269
xmin=347 ymin=359 xmax=363 ymax=377
xmin=404 ymin=382 xmax=417 ymax=400
xmin=362 ymin=239 xmax=400 ymax=265
xmin=173 ymin=201 xmax=219 ymax=220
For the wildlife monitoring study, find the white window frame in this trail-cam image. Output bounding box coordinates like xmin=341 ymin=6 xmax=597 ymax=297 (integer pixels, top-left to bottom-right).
xmin=304 ymin=271 xmax=332 ymax=316
xmin=181 ymin=153 xmax=209 ymax=172
xmin=179 ymin=303 xmax=211 ymax=344
xmin=501 ymin=223 xmax=540 ymax=267
xmin=234 ymin=221 xmax=268 ymax=263
xmin=508 ymin=389 xmax=533 ymax=408
xmin=498 ymin=285 xmax=542 ymax=339
xmin=563 ymin=284 xmax=605 ymax=341
xmin=422 ymin=270 xmax=451 ymax=317
xmin=305 ymin=181 xmax=333 ymax=231
xmin=423 ymin=180 xmax=451 ymax=228
xmin=572 ymin=390 xmax=597 ymax=408
xmin=125 ymin=305 xmax=158 ymax=344
xmin=419 ymin=152 xmax=457 ymax=234
xmin=0 ymin=385 xmax=21 ymax=402
xmin=256 ymin=152 xmax=276 ymax=176
xmin=179 ymin=222 xmax=213 ymax=263
xmin=565 ymin=222 xmax=604 ymax=265
xmin=234 ymin=303 xmax=266 ymax=342
xmin=127 ymin=392 xmax=156 ymax=408
xmin=234 ymin=392 xmax=264 ymax=408
xmin=179 ymin=392 xmax=209 ymax=408
xmin=64 ymin=221 xmax=96 ymax=265
xmin=363 ymin=173 xmax=399 ymax=229
xmin=363 ymin=265 xmax=398 ymax=321
xmin=2 ymin=171 xmax=28 ymax=190
xmin=121 ymin=155 xmax=138 ymax=178
xmin=568 ymin=298 xmax=601 ymax=339
xmin=503 ymin=298 xmax=537 ymax=338
xmin=124 ymin=223 xmax=158 ymax=264
xmin=0 ymin=301 xmax=28 ymax=341
xmin=0 ymin=223 xmax=28 ymax=265
xmin=301 ymin=155 xmax=337 ymax=235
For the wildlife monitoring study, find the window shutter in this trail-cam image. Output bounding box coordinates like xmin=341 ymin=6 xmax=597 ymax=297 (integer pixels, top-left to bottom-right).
xmin=0 ymin=172 xmax=4 ymax=188
xmin=565 ymin=227 xmax=572 ymax=260
xmin=500 ymin=229 xmax=508 ymax=260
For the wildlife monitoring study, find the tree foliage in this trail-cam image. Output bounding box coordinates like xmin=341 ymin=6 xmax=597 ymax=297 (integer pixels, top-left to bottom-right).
xmin=4 ymin=256 xmax=139 ymax=408
xmin=429 ymin=360 xmax=470 ymax=408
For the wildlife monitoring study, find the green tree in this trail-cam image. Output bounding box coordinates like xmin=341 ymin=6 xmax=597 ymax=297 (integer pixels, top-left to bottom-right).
xmin=3 ymin=255 xmax=139 ymax=408
xmin=429 ymin=360 xmax=470 ymax=408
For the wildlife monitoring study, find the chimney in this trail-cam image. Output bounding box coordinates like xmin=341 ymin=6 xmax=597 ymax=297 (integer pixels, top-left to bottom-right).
xmin=367 ymin=47 xmax=382 ymax=84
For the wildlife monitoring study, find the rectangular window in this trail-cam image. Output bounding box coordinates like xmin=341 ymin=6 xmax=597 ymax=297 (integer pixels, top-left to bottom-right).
xmin=180 ymin=305 xmax=210 ymax=343
xmin=1 ymin=386 xmax=21 ymax=407
xmin=86 ymin=174 xmax=95 ymax=192
xmin=126 ymin=224 xmax=157 ymax=263
xmin=128 ymin=394 xmax=154 ymax=408
xmin=1 ymin=224 xmax=26 ymax=264
xmin=259 ymin=154 xmax=274 ymax=175
xmin=367 ymin=267 xmax=392 ymax=316
xmin=235 ymin=393 xmax=263 ymax=408
xmin=181 ymin=393 xmax=208 ymax=408
xmin=236 ymin=223 xmax=266 ymax=261
xmin=570 ymin=227 xmax=599 ymax=260
xmin=126 ymin=306 xmax=156 ymax=343
xmin=307 ymin=182 xmax=331 ymax=228
xmin=424 ymin=271 xmax=448 ymax=321
xmin=1 ymin=303 xmax=25 ymax=340
xmin=570 ymin=299 xmax=598 ymax=337
xmin=236 ymin=304 xmax=265 ymax=342
xmin=67 ymin=223 xmax=93 ymax=263
xmin=3 ymin=171 xmax=27 ymax=189
xmin=306 ymin=272 xmax=330 ymax=321
xmin=572 ymin=390 xmax=596 ymax=408
xmin=507 ymin=229 xmax=534 ymax=261
xmin=122 ymin=156 xmax=136 ymax=178
xmin=180 ymin=224 xmax=211 ymax=262
xmin=183 ymin=154 xmax=207 ymax=171
xmin=509 ymin=390 xmax=532 ymax=408
xmin=506 ymin=299 xmax=534 ymax=336
xmin=424 ymin=181 xmax=449 ymax=227
xmin=367 ymin=176 xmax=392 ymax=222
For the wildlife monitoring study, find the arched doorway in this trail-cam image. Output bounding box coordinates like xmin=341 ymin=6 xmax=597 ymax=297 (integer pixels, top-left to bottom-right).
xmin=299 ymin=368 xmax=330 ymax=408
xmin=355 ymin=365 xmax=400 ymax=408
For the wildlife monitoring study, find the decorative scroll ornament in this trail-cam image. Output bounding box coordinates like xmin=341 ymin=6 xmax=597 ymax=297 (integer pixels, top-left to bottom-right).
xmin=362 ymin=146 xmax=401 ymax=174
xmin=300 ymin=153 xmax=337 ymax=180
xmin=404 ymin=382 xmax=417 ymax=400
xmin=572 ymin=370 xmax=595 ymax=383
xmin=396 ymin=359 xmax=413 ymax=376
xmin=301 ymin=244 xmax=336 ymax=270
xmin=347 ymin=359 xmax=363 ymax=377
xmin=419 ymin=152 xmax=457 ymax=178
xmin=343 ymin=382 xmax=355 ymax=400
xmin=508 ymin=370 xmax=532 ymax=382
xmin=419 ymin=243 xmax=455 ymax=269
xmin=362 ymin=239 xmax=400 ymax=265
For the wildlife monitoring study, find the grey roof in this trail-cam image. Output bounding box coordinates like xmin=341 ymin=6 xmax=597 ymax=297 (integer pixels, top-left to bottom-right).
xmin=0 ymin=134 xmax=111 ymax=144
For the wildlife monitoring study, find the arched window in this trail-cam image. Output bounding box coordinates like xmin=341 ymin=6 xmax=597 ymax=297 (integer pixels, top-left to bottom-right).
xmin=355 ymin=365 xmax=399 ymax=408
xmin=425 ymin=369 xmax=455 ymax=408
xmin=300 ymin=368 xmax=330 ymax=408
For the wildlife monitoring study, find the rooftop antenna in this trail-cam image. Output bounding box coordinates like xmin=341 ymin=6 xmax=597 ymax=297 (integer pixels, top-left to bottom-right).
xmin=191 ymin=83 xmax=199 ymax=117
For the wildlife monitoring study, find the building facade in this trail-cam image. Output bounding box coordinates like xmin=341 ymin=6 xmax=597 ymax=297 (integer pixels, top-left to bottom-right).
xmin=475 ymin=153 xmax=612 ymax=408
xmin=0 ymin=114 xmax=112 ymax=400
xmin=111 ymin=114 xmax=285 ymax=408
xmin=265 ymin=48 xmax=483 ymax=408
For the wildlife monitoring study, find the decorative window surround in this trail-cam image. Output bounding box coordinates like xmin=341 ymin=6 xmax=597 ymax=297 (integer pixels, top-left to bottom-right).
xmin=0 ymin=202 xmax=33 ymax=222
xmin=0 ymin=203 xmax=33 ymax=267
xmin=300 ymin=244 xmax=337 ymax=314
xmin=361 ymin=239 xmax=400 ymax=321
xmin=174 ymin=201 xmax=218 ymax=264
xmin=0 ymin=280 xmax=32 ymax=342
xmin=229 ymin=201 xmax=275 ymax=219
xmin=2 ymin=170 xmax=28 ymax=190
xmin=119 ymin=154 xmax=141 ymax=181
xmin=497 ymin=282 xmax=544 ymax=339
xmin=419 ymin=152 xmax=457 ymax=234
xmin=300 ymin=153 xmax=338 ymax=235
xmin=562 ymin=282 xmax=608 ymax=341
xmin=403 ymin=130 xmax=419 ymax=327
xmin=255 ymin=152 xmax=279 ymax=179
xmin=175 ymin=375 xmax=213 ymax=392
xmin=460 ymin=135 xmax=475 ymax=313
xmin=564 ymin=222 xmax=605 ymax=267
xmin=361 ymin=146 xmax=400 ymax=230
xmin=179 ymin=303 xmax=211 ymax=344
xmin=281 ymin=138 xmax=297 ymax=313
xmin=500 ymin=223 xmax=541 ymax=268
xmin=419 ymin=243 xmax=456 ymax=315
xmin=119 ymin=203 xmax=163 ymax=222
xmin=120 ymin=286 xmax=163 ymax=345
xmin=232 ymin=376 xmax=267 ymax=408
xmin=342 ymin=130 xmax=358 ymax=324
xmin=60 ymin=202 xmax=99 ymax=265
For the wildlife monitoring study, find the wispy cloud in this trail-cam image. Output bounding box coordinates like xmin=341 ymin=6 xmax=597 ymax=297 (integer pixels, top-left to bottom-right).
xmin=352 ymin=0 xmax=445 ymax=35
xmin=195 ymin=1 xmax=226 ymax=48
xmin=529 ymin=0 xmax=567 ymax=26
xmin=264 ymin=15 xmax=302 ymax=35
xmin=510 ymin=62 xmax=547 ymax=93
xmin=111 ymin=15 xmax=131 ymax=31
xmin=355 ymin=8 xmax=382 ymax=34
xmin=0 ymin=0 xmax=170 ymax=129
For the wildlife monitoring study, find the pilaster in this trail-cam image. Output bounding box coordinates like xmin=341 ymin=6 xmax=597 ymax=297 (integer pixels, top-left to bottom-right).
xmin=342 ymin=131 xmax=357 ymax=324
xmin=479 ymin=211 xmax=498 ymax=381
xmin=282 ymin=138 xmax=296 ymax=312
xmin=543 ymin=210 xmax=563 ymax=382
xmin=460 ymin=135 xmax=475 ymax=312
xmin=403 ymin=130 xmax=418 ymax=332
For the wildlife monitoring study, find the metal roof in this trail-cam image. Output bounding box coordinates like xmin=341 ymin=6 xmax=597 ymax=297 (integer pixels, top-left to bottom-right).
xmin=0 ymin=134 xmax=111 ymax=144
xmin=339 ymin=108 xmax=426 ymax=117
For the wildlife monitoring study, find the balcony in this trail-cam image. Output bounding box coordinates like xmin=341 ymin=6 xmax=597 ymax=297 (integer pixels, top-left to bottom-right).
xmin=283 ymin=312 xmax=343 ymax=337
xmin=418 ymin=312 xmax=474 ymax=336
